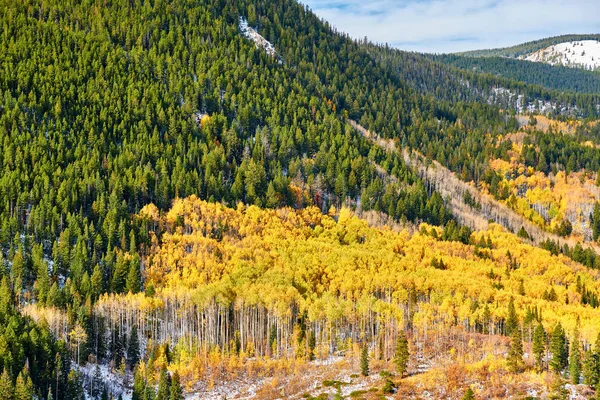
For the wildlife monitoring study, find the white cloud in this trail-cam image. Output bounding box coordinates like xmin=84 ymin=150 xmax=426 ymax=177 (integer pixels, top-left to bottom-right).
xmin=301 ymin=0 xmax=600 ymax=53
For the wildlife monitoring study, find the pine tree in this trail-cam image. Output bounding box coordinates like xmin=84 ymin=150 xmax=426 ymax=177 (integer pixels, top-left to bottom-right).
xmin=549 ymin=373 xmax=569 ymax=400
xmin=394 ymin=330 xmax=410 ymax=377
xmin=550 ymin=323 xmax=568 ymax=373
xmin=127 ymin=326 xmax=140 ymax=369
xmin=582 ymin=350 xmax=599 ymax=387
xmin=507 ymin=328 xmax=524 ymax=373
xmin=14 ymin=369 xmax=33 ymax=400
xmin=91 ymin=364 xmax=104 ymax=400
xmin=169 ymin=371 xmax=183 ymax=400
xmin=112 ymin=329 xmax=124 ymax=366
xmin=462 ymin=387 xmax=475 ymax=400
xmin=125 ymin=257 xmax=141 ymax=294
xmin=0 ymin=369 xmax=14 ymax=400
xmin=65 ymin=370 xmax=85 ymax=400
xmin=533 ymin=323 xmax=547 ymax=372
xmin=505 ymin=297 xmax=518 ymax=336
xmin=569 ymin=328 xmax=582 ymax=384
xmin=593 ymin=202 xmax=600 ymax=242
xmin=308 ymin=331 xmax=316 ymax=361
xmin=132 ymin=367 xmax=145 ymax=400
xmin=360 ymin=345 xmax=369 ymax=376
xmin=90 ymin=264 xmax=104 ymax=300
xmin=156 ymin=367 xmax=171 ymax=400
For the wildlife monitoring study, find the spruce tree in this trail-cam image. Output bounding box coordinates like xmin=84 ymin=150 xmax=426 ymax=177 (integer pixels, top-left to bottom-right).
xmin=462 ymin=387 xmax=475 ymax=400
xmin=112 ymin=329 xmax=124 ymax=366
xmin=156 ymin=367 xmax=171 ymax=400
xmin=507 ymin=328 xmax=524 ymax=373
xmin=550 ymin=323 xmax=568 ymax=373
xmin=169 ymin=371 xmax=184 ymax=400
xmin=125 ymin=257 xmax=141 ymax=294
xmin=394 ymin=330 xmax=410 ymax=377
xmin=91 ymin=364 xmax=104 ymax=400
xmin=533 ymin=323 xmax=547 ymax=372
xmin=90 ymin=264 xmax=104 ymax=300
xmin=593 ymin=202 xmax=600 ymax=242
xmin=65 ymin=370 xmax=85 ymax=400
xmin=0 ymin=369 xmax=14 ymax=400
xmin=505 ymin=297 xmax=518 ymax=336
xmin=582 ymin=350 xmax=599 ymax=387
xmin=549 ymin=373 xmax=569 ymax=400
xmin=14 ymin=369 xmax=33 ymax=400
xmin=360 ymin=345 xmax=369 ymax=376
xmin=127 ymin=326 xmax=140 ymax=370
xmin=132 ymin=367 xmax=145 ymax=400
xmin=308 ymin=331 xmax=316 ymax=361
xmin=569 ymin=329 xmax=582 ymax=384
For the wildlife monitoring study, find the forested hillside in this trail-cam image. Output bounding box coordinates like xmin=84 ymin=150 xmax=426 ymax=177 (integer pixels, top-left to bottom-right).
xmin=29 ymin=196 xmax=600 ymax=398
xmin=2 ymin=0 xmax=600 ymax=398
xmin=433 ymin=54 xmax=600 ymax=94
xmin=458 ymin=34 xmax=600 ymax=58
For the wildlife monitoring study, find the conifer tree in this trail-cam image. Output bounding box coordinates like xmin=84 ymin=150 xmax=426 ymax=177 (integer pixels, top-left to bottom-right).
xmin=462 ymin=387 xmax=475 ymax=400
xmin=14 ymin=369 xmax=33 ymax=400
xmin=593 ymin=202 xmax=600 ymax=242
xmin=533 ymin=323 xmax=547 ymax=372
xmin=582 ymin=350 xmax=599 ymax=387
xmin=0 ymin=369 xmax=14 ymax=400
xmin=126 ymin=257 xmax=141 ymax=294
xmin=360 ymin=345 xmax=369 ymax=376
xmin=550 ymin=323 xmax=568 ymax=373
xmin=507 ymin=328 xmax=524 ymax=373
xmin=112 ymin=329 xmax=124 ymax=366
xmin=65 ymin=370 xmax=84 ymax=400
xmin=156 ymin=367 xmax=171 ymax=400
xmin=394 ymin=330 xmax=410 ymax=377
xmin=549 ymin=373 xmax=569 ymax=400
xmin=127 ymin=326 xmax=140 ymax=370
xmin=169 ymin=371 xmax=183 ymax=400
xmin=90 ymin=265 xmax=104 ymax=301
xmin=505 ymin=297 xmax=518 ymax=336
xmin=569 ymin=328 xmax=582 ymax=384
xmin=132 ymin=366 xmax=145 ymax=400
xmin=308 ymin=331 xmax=316 ymax=361
xmin=91 ymin=364 xmax=104 ymax=400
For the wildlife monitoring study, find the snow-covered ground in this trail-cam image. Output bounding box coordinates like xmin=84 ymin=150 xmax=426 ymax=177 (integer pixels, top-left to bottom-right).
xmin=76 ymin=362 xmax=132 ymax=400
xmin=521 ymin=40 xmax=600 ymax=70
xmin=239 ymin=17 xmax=278 ymax=59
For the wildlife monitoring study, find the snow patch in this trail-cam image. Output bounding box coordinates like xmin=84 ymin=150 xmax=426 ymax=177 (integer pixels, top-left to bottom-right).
xmin=76 ymin=362 xmax=132 ymax=400
xmin=521 ymin=40 xmax=600 ymax=70
xmin=239 ymin=17 xmax=280 ymax=61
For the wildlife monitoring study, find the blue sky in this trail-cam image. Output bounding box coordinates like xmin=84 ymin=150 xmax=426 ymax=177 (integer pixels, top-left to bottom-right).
xmin=301 ymin=0 xmax=600 ymax=53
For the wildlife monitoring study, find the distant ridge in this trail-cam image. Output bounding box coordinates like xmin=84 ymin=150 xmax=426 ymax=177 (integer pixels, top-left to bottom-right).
xmin=458 ymin=34 xmax=600 ymax=58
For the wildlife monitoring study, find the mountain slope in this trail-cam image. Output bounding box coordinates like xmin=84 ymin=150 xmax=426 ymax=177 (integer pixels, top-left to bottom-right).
xmin=522 ymin=40 xmax=600 ymax=70
xmin=2 ymin=0 xmax=600 ymax=398
xmin=433 ymin=53 xmax=600 ymax=94
xmin=83 ymin=196 xmax=600 ymax=398
xmin=458 ymin=34 xmax=600 ymax=58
